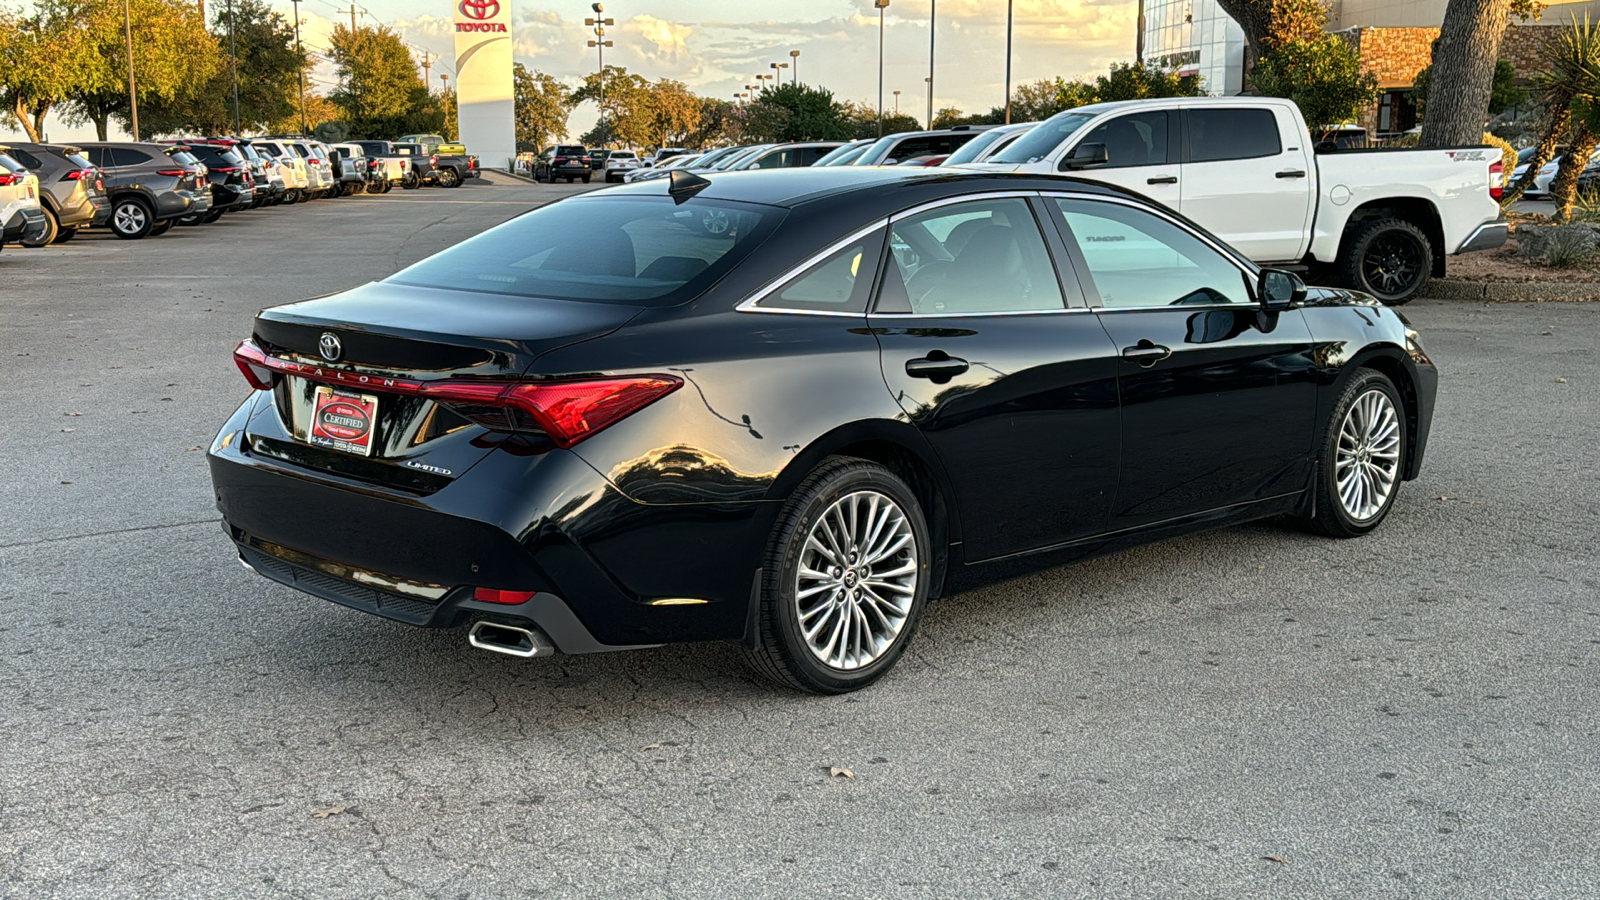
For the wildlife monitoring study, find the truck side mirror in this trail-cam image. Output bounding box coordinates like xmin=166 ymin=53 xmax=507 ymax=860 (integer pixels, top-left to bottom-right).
xmin=1060 ymin=142 xmax=1109 ymax=171
xmin=1258 ymin=268 xmax=1306 ymax=312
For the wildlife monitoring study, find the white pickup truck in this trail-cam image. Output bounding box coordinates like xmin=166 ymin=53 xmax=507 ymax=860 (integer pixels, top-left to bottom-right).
xmin=970 ymin=96 xmax=1507 ymax=303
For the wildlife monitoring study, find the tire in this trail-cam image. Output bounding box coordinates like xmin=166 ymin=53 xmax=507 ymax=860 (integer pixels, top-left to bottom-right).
xmin=1337 ymin=217 xmax=1432 ymax=306
xmin=379 ymin=180 xmax=393 ymax=194
xmin=54 ymin=226 xmax=77 ymax=244
xmin=582 ymin=174 xmax=591 ymax=184
xmin=202 ymin=209 xmax=223 ymax=224
xmin=149 ymin=219 xmax=173 ymax=237
xmin=745 ymin=457 xmax=933 ymax=694
xmin=21 ymin=208 xmax=59 ymax=247
xmin=402 ymin=172 xmax=420 ymax=190
xmin=177 ymin=213 xmax=205 ymax=226
xmin=109 ymin=197 xmax=154 ymax=239
xmin=437 ymin=167 xmax=460 ymax=188
xmin=283 ymin=189 xmax=299 ymax=204
xmin=365 ymin=182 xmax=383 ymax=194
xmin=1304 ymin=369 xmax=1407 ymax=538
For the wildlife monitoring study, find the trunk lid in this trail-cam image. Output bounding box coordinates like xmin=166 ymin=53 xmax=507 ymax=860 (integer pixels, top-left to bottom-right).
xmin=246 ymin=282 xmax=643 ymax=490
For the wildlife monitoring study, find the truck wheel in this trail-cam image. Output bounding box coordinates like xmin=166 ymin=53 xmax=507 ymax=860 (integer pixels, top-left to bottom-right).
xmin=202 ymin=209 xmax=224 ymax=224
xmin=21 ymin=208 xmax=59 ymax=247
xmin=109 ymin=197 xmax=154 ymax=240
xmin=437 ymin=167 xmax=460 ymax=188
xmin=402 ymin=172 xmax=421 ymax=190
xmin=582 ymin=174 xmax=591 ymax=184
xmin=1338 ymin=217 xmax=1432 ymax=306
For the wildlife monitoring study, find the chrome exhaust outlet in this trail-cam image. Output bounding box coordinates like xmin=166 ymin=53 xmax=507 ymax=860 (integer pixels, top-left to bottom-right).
xmin=238 ymin=554 xmax=256 ymax=573
xmin=469 ymin=621 xmax=556 ymax=659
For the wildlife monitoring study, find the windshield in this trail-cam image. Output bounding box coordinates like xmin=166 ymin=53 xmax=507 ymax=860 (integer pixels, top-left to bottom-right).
xmin=813 ymin=142 xmax=866 ymax=166
xmin=991 ymin=112 xmax=1096 ymax=164
xmin=945 ymin=126 xmax=1025 ymax=165
xmin=714 ymin=145 xmax=771 ymax=170
xmin=850 ymin=135 xmax=903 ymax=165
xmin=387 ymin=196 xmax=783 ymax=306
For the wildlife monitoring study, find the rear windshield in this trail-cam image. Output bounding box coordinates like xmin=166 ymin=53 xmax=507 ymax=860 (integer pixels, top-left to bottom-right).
xmin=991 ymin=112 xmax=1096 ymax=164
xmin=167 ymin=150 xmax=199 ymax=165
xmin=64 ymin=151 xmax=93 ymax=168
xmin=553 ymin=146 xmax=585 ymax=156
xmin=386 ymin=196 xmax=783 ymax=306
xmin=945 ymin=127 xmax=1024 ymax=165
xmin=0 ymin=153 xmax=21 ymax=173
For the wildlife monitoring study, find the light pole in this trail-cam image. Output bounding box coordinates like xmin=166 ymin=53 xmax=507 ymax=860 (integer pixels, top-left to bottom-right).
xmin=585 ymin=3 xmax=615 ymax=144
xmin=122 ymin=0 xmax=139 ymax=140
xmin=769 ymin=61 xmax=787 ymax=88
xmin=290 ymin=0 xmax=306 ymax=132
xmin=790 ymin=49 xmax=800 ymax=84
xmin=924 ymin=76 xmax=931 ymax=127
xmin=226 ymin=0 xmax=240 ymax=134
xmin=893 ymin=89 xmax=900 ymax=115
xmin=1004 ymin=0 xmax=1014 ymax=124
xmin=875 ymin=0 xmax=889 ymax=138
xmin=926 ymin=0 xmax=934 ymax=130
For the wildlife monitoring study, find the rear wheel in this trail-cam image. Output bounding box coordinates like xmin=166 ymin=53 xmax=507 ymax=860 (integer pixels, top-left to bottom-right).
xmin=21 ymin=208 xmax=59 ymax=247
xmin=745 ymin=457 xmax=932 ymax=694
xmin=109 ymin=197 xmax=154 ymax=239
xmin=437 ymin=167 xmax=461 ymax=188
xmin=149 ymin=219 xmax=173 ymax=237
xmin=1305 ymin=369 xmax=1407 ymax=538
xmin=402 ymin=172 xmax=421 ymax=190
xmin=177 ymin=212 xmax=205 ymax=226
xmin=581 ymin=174 xmax=591 ymax=184
xmin=202 ymin=209 xmax=223 ymax=224
xmin=283 ymin=189 xmax=300 ymax=204
xmin=1338 ymin=218 xmax=1432 ymax=305
xmin=54 ymin=226 xmax=78 ymax=244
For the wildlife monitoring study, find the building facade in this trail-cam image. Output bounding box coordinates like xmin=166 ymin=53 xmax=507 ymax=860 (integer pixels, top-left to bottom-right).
xmin=1139 ymin=0 xmax=1247 ymax=96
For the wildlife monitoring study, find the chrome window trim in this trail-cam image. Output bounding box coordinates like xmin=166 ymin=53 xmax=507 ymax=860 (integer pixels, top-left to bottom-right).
xmin=1039 ymin=190 xmax=1260 ymax=312
xmin=734 ymin=221 xmax=889 ymax=316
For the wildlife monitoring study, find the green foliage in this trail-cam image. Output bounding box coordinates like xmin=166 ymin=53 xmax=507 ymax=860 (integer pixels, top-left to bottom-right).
xmin=327 ymin=24 xmax=433 ymax=139
xmin=1414 ymin=60 xmax=1526 ymax=120
xmin=1252 ymin=36 xmax=1380 ymax=127
xmin=569 ymin=67 xmax=702 ymax=149
xmin=0 ymin=3 xmax=105 ymax=140
xmin=513 ymin=64 xmax=571 ymax=152
xmin=1263 ymin=0 xmax=1329 ymax=51
xmin=687 ymin=96 xmax=740 ymax=147
xmin=1479 ymin=131 xmax=1517 ymax=171
xmin=136 ymin=0 xmax=308 ymax=136
xmin=934 ymin=63 xmax=1202 ymax=127
xmin=1568 ymin=189 xmax=1600 ymax=224
xmin=1544 ymin=228 xmax=1597 ymax=267
xmin=744 ymin=83 xmax=854 ymax=142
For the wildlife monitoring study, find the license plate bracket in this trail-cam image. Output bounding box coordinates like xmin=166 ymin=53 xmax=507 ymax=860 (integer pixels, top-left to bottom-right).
xmin=309 ymin=386 xmax=379 ymax=456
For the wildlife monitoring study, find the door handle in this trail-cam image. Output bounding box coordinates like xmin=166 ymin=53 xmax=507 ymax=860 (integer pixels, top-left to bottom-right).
xmin=1121 ymin=340 xmax=1172 ymax=367
xmin=905 ymin=353 xmax=969 ymax=380
xmin=1146 ymin=175 xmax=1178 ymax=185
xmin=1275 ymin=169 xmax=1307 ymax=179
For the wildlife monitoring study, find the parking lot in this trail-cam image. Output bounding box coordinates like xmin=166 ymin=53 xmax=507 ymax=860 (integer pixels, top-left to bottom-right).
xmin=2 ymin=178 xmax=1597 ymax=898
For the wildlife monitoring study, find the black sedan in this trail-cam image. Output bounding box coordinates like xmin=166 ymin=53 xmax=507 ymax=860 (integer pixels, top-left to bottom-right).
xmin=211 ymin=168 xmax=1437 ymax=693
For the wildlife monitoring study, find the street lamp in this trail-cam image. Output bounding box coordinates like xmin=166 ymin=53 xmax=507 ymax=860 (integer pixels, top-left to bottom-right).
xmin=925 ymin=76 xmax=932 ymax=127
xmin=290 ymin=0 xmax=305 ymax=133
xmin=770 ymin=60 xmax=788 ymax=88
xmin=893 ymin=89 xmax=900 ymax=115
xmin=926 ymin=0 xmax=935 ymax=130
xmin=1004 ymin=0 xmax=1014 ymax=124
xmin=585 ymin=2 xmax=615 ymax=144
xmin=122 ymin=0 xmax=139 ymax=140
xmin=790 ymin=49 xmax=800 ymax=84
xmin=875 ymin=0 xmax=889 ymax=138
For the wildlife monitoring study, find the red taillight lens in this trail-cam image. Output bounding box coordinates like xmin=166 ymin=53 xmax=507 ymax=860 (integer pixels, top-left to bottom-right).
xmin=156 ymin=168 xmax=187 ymax=177
xmin=212 ymin=166 xmax=239 ymax=172
xmin=0 ymin=174 xmax=16 ymax=186
xmin=1489 ymin=160 xmax=1504 ymax=201
xmin=308 ymin=158 xmax=321 ymax=166
xmin=233 ymin=341 xmax=275 ymax=391
xmin=430 ymin=154 xmax=438 ymax=166
xmin=496 ymin=379 xmax=682 ymax=448
xmin=64 ymin=168 xmax=93 ymax=180
xmin=473 ymin=588 xmax=537 ymax=604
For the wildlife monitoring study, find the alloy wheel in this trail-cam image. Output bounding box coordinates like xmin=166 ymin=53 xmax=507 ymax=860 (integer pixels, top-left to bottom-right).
xmin=1335 ymin=388 xmax=1402 ymax=521
xmin=794 ymin=490 xmax=919 ymax=671
xmin=701 ymin=209 xmax=730 ymax=235
xmin=1361 ymin=232 xmax=1424 ymax=299
xmin=113 ymin=203 xmax=147 ymax=234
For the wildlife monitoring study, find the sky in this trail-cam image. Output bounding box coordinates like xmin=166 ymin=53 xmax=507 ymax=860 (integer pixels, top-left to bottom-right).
xmin=4 ymin=0 xmax=1140 ymax=143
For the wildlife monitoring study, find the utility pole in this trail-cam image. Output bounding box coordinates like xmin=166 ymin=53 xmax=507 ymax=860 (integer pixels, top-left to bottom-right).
xmin=123 ymin=0 xmax=139 ymax=140
xmin=291 ymin=0 xmax=306 ymax=132
xmin=226 ymin=0 xmax=240 ymax=134
xmin=338 ymin=4 xmax=366 ymax=32
xmin=421 ymin=50 xmax=434 ymax=88
xmin=586 ymin=3 xmax=615 ymax=145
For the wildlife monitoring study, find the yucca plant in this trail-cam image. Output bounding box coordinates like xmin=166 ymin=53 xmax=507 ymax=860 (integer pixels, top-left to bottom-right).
xmin=1544 ymin=228 xmax=1597 ymax=268
xmin=1504 ymin=16 xmax=1600 ymax=209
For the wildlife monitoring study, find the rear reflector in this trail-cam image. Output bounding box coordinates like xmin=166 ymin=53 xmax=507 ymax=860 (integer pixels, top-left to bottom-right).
xmin=473 ymin=588 xmax=538 ymax=604
xmin=1489 ymin=160 xmax=1504 ymax=201
xmin=232 ymin=341 xmax=681 ymax=447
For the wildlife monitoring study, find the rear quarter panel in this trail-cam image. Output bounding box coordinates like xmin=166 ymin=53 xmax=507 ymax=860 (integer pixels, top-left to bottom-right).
xmin=1310 ymin=148 xmax=1499 ymax=262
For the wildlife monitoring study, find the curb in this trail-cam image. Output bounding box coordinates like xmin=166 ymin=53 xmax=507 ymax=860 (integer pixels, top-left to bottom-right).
xmin=1423 ymin=277 xmax=1600 ymax=302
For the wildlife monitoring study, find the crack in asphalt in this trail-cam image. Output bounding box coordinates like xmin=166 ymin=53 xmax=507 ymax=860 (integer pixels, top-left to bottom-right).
xmin=0 ymin=518 xmax=217 ymax=550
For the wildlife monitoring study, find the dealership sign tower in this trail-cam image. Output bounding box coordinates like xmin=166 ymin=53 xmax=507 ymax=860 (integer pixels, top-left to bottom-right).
xmin=453 ymin=0 xmax=515 ymax=170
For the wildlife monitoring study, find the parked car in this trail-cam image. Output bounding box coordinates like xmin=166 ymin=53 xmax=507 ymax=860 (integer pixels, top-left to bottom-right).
xmin=533 ymin=145 xmax=591 ymax=183
xmin=78 ymin=142 xmax=211 ymax=239
xmin=1530 ymin=147 xmax=1600 ymax=199
xmin=940 ymin=121 xmax=1037 ymax=166
xmin=347 ymin=140 xmax=409 ymax=193
xmin=647 ymin=147 xmax=690 ymax=165
xmin=214 ymin=167 xmax=1438 ymax=692
xmin=0 ymin=142 xmax=109 ymax=245
xmin=626 ymin=147 xmax=752 ymax=183
xmin=328 ymin=143 xmax=371 ymax=195
xmin=721 ymin=142 xmax=845 ymax=170
xmin=973 ymin=96 xmax=1506 ymax=303
xmin=252 ymin=139 xmax=310 ymax=203
xmin=159 ymin=140 xmax=254 ymax=223
xmin=303 ymin=140 xmax=337 ymax=197
xmin=230 ymin=139 xmax=285 ymax=206
xmin=398 ymin=133 xmax=468 ymax=155
xmin=0 ymin=151 xmax=48 ymax=248
xmin=390 ymin=142 xmax=436 ymax=189
xmin=592 ymin=149 xmax=643 ymax=182
xmin=623 ymin=153 xmax=702 ymax=183
xmin=813 ymin=140 xmax=875 ymax=167
xmin=850 ymin=126 xmax=992 ymax=166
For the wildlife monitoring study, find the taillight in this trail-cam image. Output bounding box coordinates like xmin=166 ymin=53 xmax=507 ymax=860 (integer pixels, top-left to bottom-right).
xmin=307 ymin=158 xmax=321 ymax=166
xmin=1489 ymin=159 xmax=1504 ymax=201
xmin=64 ymin=168 xmax=94 ymax=181
xmin=155 ymin=168 xmax=187 ymax=177
xmin=212 ymin=166 xmax=239 ymax=172
xmin=473 ymin=588 xmax=537 ymax=604
xmin=232 ymin=341 xmax=682 ymax=447
xmin=0 ymin=174 xmax=18 ymax=186
xmin=430 ymin=154 xmax=438 ymax=166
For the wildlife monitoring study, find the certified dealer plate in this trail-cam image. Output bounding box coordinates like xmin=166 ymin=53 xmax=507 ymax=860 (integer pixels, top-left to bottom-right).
xmin=309 ymin=386 xmax=378 ymax=456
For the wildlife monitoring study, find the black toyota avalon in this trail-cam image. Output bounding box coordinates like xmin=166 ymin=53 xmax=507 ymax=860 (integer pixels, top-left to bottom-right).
xmin=210 ymin=168 xmax=1437 ymax=693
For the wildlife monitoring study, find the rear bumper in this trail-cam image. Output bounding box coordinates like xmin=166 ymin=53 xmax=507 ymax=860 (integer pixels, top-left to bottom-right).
xmin=3 ymin=207 xmax=46 ymax=242
xmin=1455 ymin=217 xmax=1509 ymax=255
xmin=154 ymin=191 xmax=200 ymax=220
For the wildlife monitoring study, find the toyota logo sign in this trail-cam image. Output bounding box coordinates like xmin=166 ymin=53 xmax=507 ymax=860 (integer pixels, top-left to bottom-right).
xmin=459 ymin=0 xmax=498 ymax=19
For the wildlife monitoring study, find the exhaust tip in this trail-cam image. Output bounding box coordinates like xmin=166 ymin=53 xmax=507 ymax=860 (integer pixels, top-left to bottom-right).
xmin=469 ymin=620 xmax=556 ymax=659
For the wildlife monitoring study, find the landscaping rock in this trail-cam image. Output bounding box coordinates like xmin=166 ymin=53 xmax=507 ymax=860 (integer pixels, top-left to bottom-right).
xmin=1516 ymin=223 xmax=1600 ymax=260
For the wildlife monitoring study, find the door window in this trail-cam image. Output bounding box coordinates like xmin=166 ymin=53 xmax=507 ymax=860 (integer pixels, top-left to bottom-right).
xmin=881 ymin=198 xmax=1066 ymax=314
xmin=1187 ymin=108 xmax=1282 ymax=162
xmin=112 ymin=148 xmax=152 ymax=167
xmin=1072 ymin=111 xmax=1168 ymax=169
xmin=1051 ymin=198 xmax=1251 ymax=308
xmin=756 ymin=227 xmax=885 ymax=313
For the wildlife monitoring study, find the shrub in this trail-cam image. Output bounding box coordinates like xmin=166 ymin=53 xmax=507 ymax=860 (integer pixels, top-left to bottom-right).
xmin=1545 ymin=228 xmax=1598 ymax=267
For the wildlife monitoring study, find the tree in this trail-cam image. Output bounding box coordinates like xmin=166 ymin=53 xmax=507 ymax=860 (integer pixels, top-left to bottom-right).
xmin=651 ymin=79 xmax=703 ymax=147
xmin=1418 ymin=0 xmax=1543 ymax=148
xmin=327 ymin=24 xmax=429 ymax=139
xmin=1412 ymin=60 xmax=1525 ymax=120
xmin=1093 ymin=62 xmax=1204 ymax=101
xmin=687 ymin=96 xmax=740 ymax=147
xmin=512 ymin=64 xmax=571 ymax=151
xmin=136 ymin=0 xmax=307 ymax=135
xmin=0 ymin=4 xmax=103 ymax=141
xmin=58 ymin=0 xmax=222 ymax=140
xmin=1252 ymin=36 xmax=1380 ymax=126
xmin=1503 ymin=15 xmax=1600 ymax=206
xmin=745 ymin=83 xmax=853 ymax=142
xmin=571 ymin=65 xmax=654 ymax=147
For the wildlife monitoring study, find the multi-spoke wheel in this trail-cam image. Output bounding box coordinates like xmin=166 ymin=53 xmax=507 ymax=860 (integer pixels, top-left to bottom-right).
xmin=699 ymin=208 xmax=731 ymax=236
xmin=1340 ymin=218 xmax=1432 ymax=305
xmin=1307 ymin=370 xmax=1408 ymax=537
xmin=109 ymin=197 xmax=153 ymax=240
xmin=747 ymin=457 xmax=931 ymax=693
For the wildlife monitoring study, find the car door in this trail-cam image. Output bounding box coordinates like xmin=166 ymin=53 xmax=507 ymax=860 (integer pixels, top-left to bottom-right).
xmin=871 ymin=194 xmax=1122 ymax=560
xmin=1061 ymin=110 xmax=1180 ymax=211
xmin=1180 ymin=106 xmax=1314 ymax=263
xmin=1044 ymin=194 xmax=1317 ymax=530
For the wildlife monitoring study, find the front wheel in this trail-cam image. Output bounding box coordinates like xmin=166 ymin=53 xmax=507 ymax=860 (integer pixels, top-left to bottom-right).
xmin=402 ymin=172 xmax=420 ymax=190
xmin=745 ymin=457 xmax=932 ymax=694
xmin=1338 ymin=218 xmax=1432 ymax=305
xmin=1305 ymin=369 xmax=1407 ymax=538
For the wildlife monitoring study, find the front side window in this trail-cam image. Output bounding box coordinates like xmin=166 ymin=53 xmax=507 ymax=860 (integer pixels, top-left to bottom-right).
xmin=1072 ymin=111 xmax=1168 ymax=169
xmin=881 ymin=197 xmax=1066 ymax=315
xmin=756 ymin=227 xmax=885 ymax=314
xmin=1051 ymin=198 xmax=1251 ymax=308
xmin=387 ymin=197 xmax=782 ymax=306
xmin=1188 ymin=108 xmax=1282 ymax=162
xmin=749 ymin=149 xmax=797 ymax=169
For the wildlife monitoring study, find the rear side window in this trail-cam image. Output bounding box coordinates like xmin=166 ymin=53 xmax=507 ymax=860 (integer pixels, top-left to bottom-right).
xmin=882 ymin=197 xmax=1066 ymax=314
xmin=113 ymin=148 xmax=152 ymax=166
xmin=387 ymin=196 xmax=783 ymax=306
xmin=0 ymin=153 xmax=21 ymax=173
xmin=757 ymin=227 xmax=885 ymax=313
xmin=8 ymin=149 xmax=42 ymax=168
xmin=167 ymin=151 xmax=199 ymax=166
xmin=1188 ymin=108 xmax=1282 ymax=162
xmin=64 ymin=151 xmax=93 ymax=168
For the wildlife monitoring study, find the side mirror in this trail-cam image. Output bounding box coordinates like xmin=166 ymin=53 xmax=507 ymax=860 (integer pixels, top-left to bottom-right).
xmin=1061 ymin=142 xmax=1109 ymax=171
xmin=1258 ymin=268 xmax=1306 ymax=312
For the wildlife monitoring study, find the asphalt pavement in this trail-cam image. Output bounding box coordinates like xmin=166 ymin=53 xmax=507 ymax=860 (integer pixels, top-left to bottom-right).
xmin=2 ymin=179 xmax=1597 ymax=899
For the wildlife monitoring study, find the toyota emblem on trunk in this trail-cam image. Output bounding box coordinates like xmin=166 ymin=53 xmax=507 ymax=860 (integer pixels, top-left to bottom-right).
xmin=318 ymin=332 xmax=343 ymax=362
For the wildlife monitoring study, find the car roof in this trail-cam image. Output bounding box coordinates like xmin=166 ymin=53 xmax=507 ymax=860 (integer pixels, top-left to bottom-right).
xmin=601 ymin=166 xmax=1132 ymax=209
xmin=1059 ymin=95 xmax=1301 ymax=118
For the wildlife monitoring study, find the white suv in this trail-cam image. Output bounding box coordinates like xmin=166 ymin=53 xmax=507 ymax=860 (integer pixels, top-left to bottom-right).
xmin=0 ymin=151 xmax=47 ymax=251
xmin=254 ymin=140 xmax=310 ymax=202
xmin=603 ymin=149 xmax=641 ymax=183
